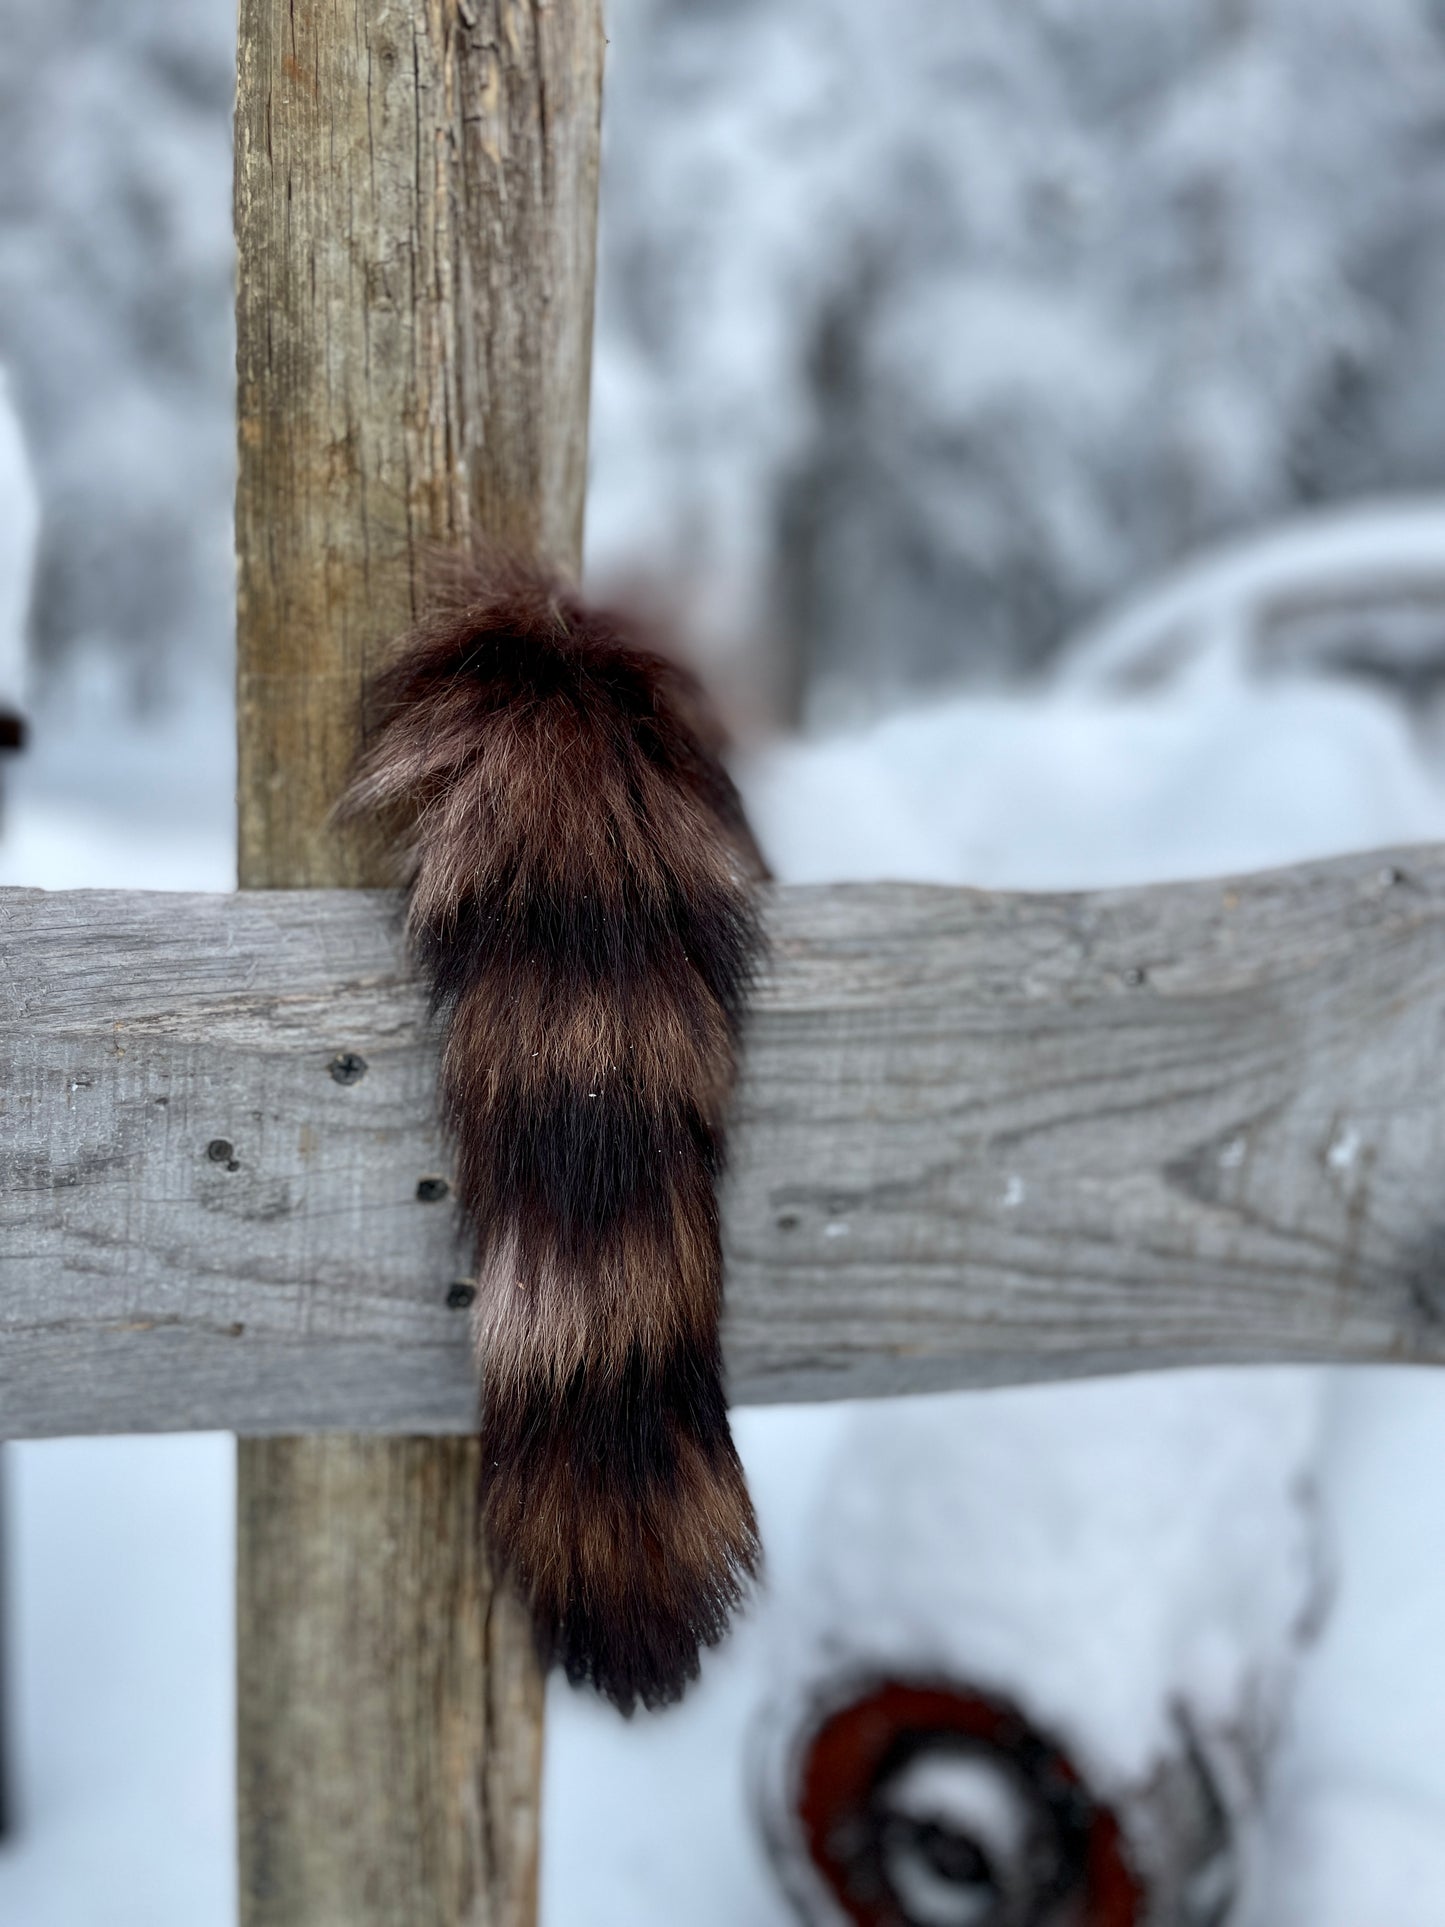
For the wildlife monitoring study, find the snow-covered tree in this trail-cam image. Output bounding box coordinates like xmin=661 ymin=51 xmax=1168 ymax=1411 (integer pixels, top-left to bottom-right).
xmin=8 ymin=0 xmax=1445 ymax=722
xmin=0 ymin=0 xmax=234 ymax=695
xmin=591 ymin=0 xmax=1445 ymax=716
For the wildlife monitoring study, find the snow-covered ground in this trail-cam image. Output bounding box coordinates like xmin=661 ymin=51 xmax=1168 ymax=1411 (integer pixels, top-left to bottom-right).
xmin=0 ymin=1437 xmax=236 ymax=1927
xmin=9 ymin=510 xmax=1445 ymax=1921
xmin=1260 ymin=1372 xmax=1445 ymax=1924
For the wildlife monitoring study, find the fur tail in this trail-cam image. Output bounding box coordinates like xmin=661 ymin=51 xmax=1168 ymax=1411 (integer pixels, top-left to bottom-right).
xmin=345 ymin=559 xmax=765 ymax=1712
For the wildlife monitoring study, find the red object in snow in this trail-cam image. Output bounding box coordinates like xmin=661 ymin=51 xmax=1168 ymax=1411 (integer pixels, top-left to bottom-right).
xmin=794 ymin=1680 xmax=1145 ymax=1927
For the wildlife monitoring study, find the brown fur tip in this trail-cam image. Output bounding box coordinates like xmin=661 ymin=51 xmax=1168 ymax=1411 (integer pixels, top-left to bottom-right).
xmin=345 ymin=556 xmax=766 ymax=1712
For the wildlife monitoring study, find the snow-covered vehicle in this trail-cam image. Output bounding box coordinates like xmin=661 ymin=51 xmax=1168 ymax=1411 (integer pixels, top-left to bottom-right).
xmin=1061 ymin=500 xmax=1445 ymax=715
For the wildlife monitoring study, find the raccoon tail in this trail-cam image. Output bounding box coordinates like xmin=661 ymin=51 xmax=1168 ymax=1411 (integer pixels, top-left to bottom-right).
xmin=343 ymin=559 xmax=766 ymax=1713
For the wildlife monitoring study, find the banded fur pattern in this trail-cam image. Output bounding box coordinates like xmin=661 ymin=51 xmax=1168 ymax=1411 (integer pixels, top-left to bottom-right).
xmin=345 ymin=561 xmax=765 ymax=1711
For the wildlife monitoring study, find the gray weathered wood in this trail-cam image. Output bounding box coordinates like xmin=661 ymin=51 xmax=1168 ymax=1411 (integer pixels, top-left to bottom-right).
xmin=6 ymin=846 xmax=1445 ymax=1436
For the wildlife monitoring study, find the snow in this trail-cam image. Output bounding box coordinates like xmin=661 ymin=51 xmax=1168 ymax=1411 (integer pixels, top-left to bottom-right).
xmin=0 ymin=1439 xmax=236 ymax=1927
xmin=764 ymin=1376 xmax=1323 ymax=1797
xmin=1262 ymin=1786 xmax=1445 ymax=1927
xmin=1255 ymin=1370 xmax=1445 ymax=1925
xmin=740 ymin=645 xmax=1445 ymax=892
xmin=753 ymin=1375 xmax=1323 ymax=1918
xmin=0 ymin=650 xmax=234 ymax=892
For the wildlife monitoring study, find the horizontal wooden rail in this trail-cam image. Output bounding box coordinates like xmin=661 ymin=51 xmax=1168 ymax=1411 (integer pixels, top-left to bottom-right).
xmin=4 ymin=850 xmax=1445 ymax=1437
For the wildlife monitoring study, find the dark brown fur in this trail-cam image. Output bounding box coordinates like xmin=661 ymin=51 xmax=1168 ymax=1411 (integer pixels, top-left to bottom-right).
xmin=343 ymin=559 xmax=765 ymax=1712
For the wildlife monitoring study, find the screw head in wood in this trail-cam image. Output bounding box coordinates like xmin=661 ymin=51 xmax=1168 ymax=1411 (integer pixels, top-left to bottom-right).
xmin=328 ymin=1052 xmax=368 ymax=1085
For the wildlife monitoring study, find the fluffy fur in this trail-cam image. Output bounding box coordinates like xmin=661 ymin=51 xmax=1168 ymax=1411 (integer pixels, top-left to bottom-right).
xmin=344 ymin=559 xmax=766 ymax=1712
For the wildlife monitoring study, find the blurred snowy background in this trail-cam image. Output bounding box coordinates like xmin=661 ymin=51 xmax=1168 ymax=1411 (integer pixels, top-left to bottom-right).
xmin=8 ymin=0 xmax=1445 ymax=1920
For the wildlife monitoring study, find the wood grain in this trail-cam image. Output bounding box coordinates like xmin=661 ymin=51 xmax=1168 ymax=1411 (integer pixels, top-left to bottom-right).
xmin=6 ymin=848 xmax=1445 ymax=1435
xmin=232 ymin=1 xmax=601 ymax=1920
xmin=235 ymin=0 xmax=602 ymax=890
xmin=238 ymin=1438 xmax=541 ymax=1927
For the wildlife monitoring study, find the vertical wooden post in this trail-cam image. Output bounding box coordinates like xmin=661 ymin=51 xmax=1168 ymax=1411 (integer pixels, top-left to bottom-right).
xmin=233 ymin=4 xmax=604 ymax=1922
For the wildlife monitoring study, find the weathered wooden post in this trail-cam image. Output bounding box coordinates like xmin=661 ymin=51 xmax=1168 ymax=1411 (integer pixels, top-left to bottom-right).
xmin=232 ymin=4 xmax=604 ymax=1920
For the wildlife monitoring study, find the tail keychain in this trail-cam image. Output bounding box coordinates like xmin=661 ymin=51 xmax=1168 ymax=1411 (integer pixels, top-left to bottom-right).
xmin=344 ymin=559 xmax=766 ymax=1711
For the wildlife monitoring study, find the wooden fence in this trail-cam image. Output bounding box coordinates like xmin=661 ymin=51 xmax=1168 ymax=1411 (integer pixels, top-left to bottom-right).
xmin=7 ymin=854 xmax=1445 ymax=1439
xmin=3 ymin=3 xmax=1445 ymax=1922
